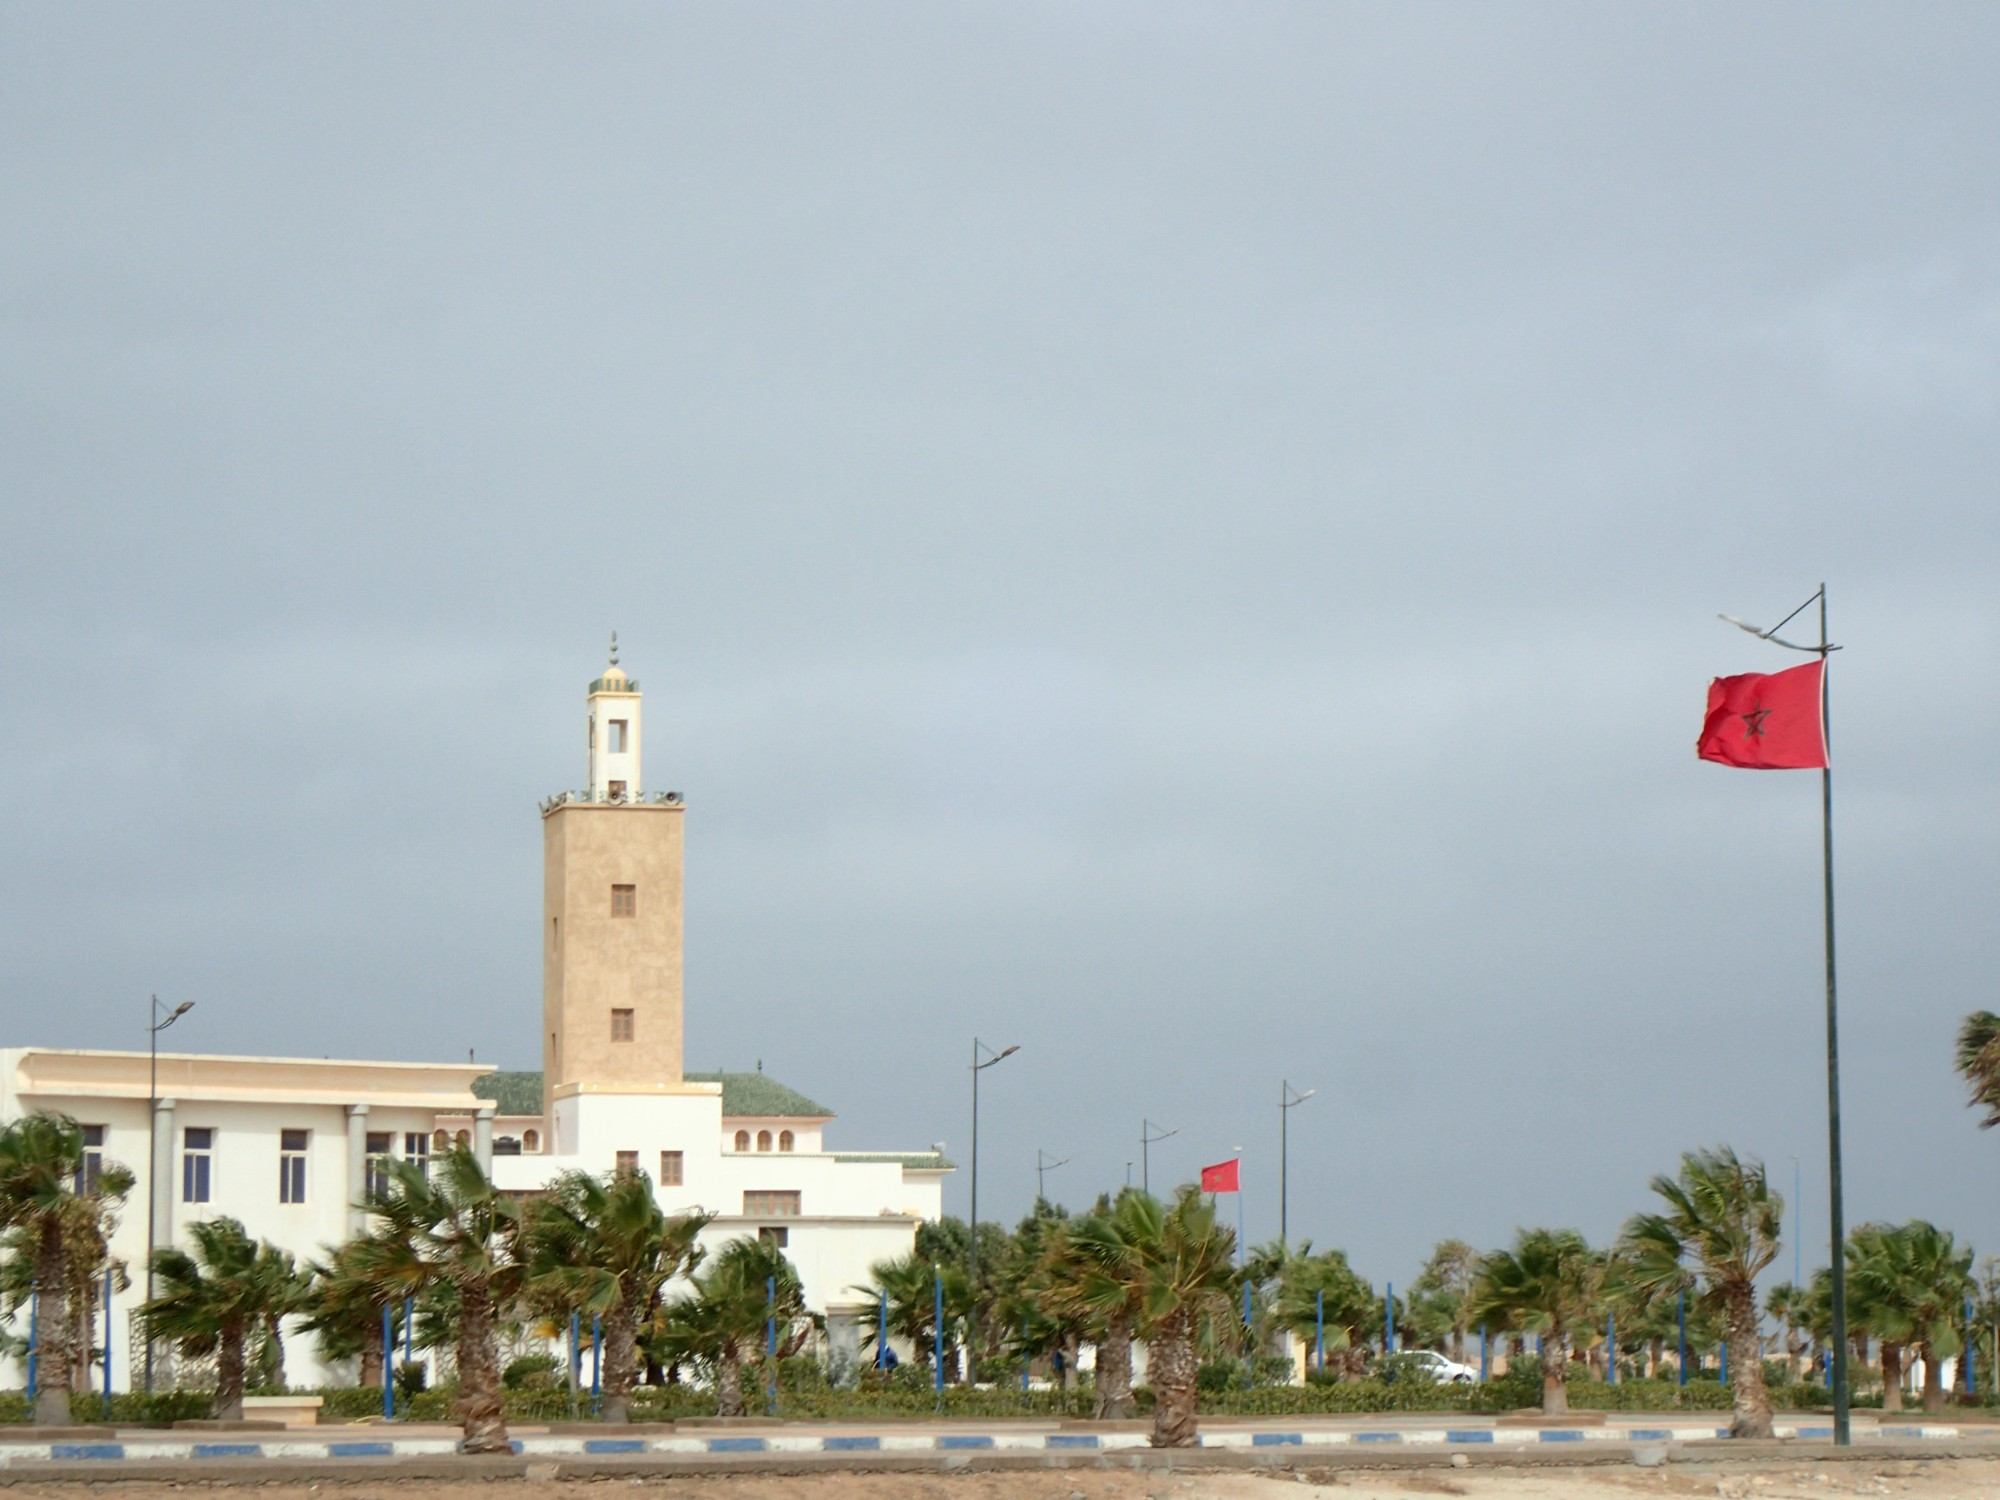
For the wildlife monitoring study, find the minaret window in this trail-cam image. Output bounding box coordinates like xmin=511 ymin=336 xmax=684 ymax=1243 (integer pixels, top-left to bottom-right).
xmin=611 ymin=884 xmax=636 ymax=918
xmin=611 ymin=1008 xmax=634 ymax=1042
xmin=733 ymin=1130 xmax=750 ymax=1152
xmin=779 ymin=1130 xmax=794 ymax=1152
xmin=608 ymin=720 xmax=628 ymax=753
xmin=756 ymin=1130 xmax=773 ymax=1152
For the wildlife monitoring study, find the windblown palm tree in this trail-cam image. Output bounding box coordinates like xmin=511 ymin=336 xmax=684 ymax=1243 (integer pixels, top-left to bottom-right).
xmin=0 ymin=1113 xmax=135 ymax=1425
xmin=856 ymin=1251 xmax=968 ymax=1380
xmin=660 ymin=1236 xmax=810 ymax=1417
xmin=1956 ymin=1013 xmax=2000 ymax=1127
xmin=1040 ymin=1191 xmax=1159 ymax=1418
xmin=1621 ymin=1146 xmax=1781 ymax=1438
xmin=1270 ymin=1243 xmax=1379 ymax=1380
xmin=519 ymin=1169 xmax=707 ymax=1422
xmin=300 ymin=1237 xmax=398 ymax=1387
xmin=1847 ymin=1220 xmax=1974 ymax=1415
xmin=142 ymin=1217 xmax=283 ymax=1420
xmin=348 ymin=1146 xmax=522 ymax=1453
xmin=1468 ymin=1228 xmax=1602 ymax=1414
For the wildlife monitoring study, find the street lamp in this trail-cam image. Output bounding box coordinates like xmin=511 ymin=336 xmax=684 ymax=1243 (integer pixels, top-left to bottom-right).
xmin=1280 ymin=1081 xmax=1315 ymax=1248
xmin=1141 ymin=1119 xmax=1177 ymax=1194
xmin=967 ymin=1038 xmax=1018 ymax=1385
xmin=1035 ymin=1149 xmax=1070 ymax=1205
xmin=144 ymin=996 xmax=194 ymax=1393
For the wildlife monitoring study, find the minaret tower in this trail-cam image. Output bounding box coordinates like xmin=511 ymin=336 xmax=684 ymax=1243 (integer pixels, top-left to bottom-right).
xmin=541 ymin=636 xmax=686 ymax=1148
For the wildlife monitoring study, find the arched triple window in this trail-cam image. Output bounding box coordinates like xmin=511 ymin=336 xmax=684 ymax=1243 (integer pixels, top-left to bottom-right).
xmin=756 ymin=1130 xmax=773 ymax=1152
xmin=733 ymin=1130 xmax=751 ymax=1152
xmin=779 ymin=1130 xmax=794 ymax=1152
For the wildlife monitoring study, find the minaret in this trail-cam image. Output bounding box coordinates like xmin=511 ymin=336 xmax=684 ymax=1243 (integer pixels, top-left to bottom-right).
xmin=541 ymin=637 xmax=686 ymax=1146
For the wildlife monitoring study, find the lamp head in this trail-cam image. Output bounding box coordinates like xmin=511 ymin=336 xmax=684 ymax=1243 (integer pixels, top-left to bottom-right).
xmin=997 ymin=1044 xmax=1019 ymax=1061
xmin=172 ymin=1001 xmax=194 ymax=1018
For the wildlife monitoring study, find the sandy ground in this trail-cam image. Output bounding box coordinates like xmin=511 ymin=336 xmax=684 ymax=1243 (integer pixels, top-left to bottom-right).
xmin=5 ymin=1462 xmax=2000 ymax=1500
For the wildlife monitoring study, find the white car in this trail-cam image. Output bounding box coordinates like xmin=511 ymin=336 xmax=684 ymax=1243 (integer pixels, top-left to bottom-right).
xmin=1403 ymin=1349 xmax=1480 ymax=1384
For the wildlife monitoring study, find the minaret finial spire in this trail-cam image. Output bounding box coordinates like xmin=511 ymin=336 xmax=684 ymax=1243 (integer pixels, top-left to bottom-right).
xmin=609 ymin=630 xmax=619 ymax=667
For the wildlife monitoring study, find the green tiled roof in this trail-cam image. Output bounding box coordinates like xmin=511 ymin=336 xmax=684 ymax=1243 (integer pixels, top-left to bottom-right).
xmin=832 ymin=1150 xmax=955 ymax=1171
xmin=687 ymin=1071 xmax=831 ymax=1119
xmin=472 ymin=1071 xmax=545 ymax=1115
xmin=469 ymin=1069 xmax=832 ymax=1120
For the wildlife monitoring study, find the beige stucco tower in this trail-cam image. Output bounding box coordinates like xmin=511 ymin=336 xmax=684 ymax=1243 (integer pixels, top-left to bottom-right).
xmin=540 ymin=637 xmax=687 ymax=1144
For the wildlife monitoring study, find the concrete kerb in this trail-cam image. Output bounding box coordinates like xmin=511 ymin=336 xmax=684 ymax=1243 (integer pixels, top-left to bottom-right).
xmin=5 ymin=1440 xmax=2000 ymax=1486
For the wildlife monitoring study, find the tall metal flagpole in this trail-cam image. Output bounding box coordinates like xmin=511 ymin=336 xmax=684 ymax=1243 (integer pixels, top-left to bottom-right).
xmin=1722 ymin=585 xmax=1846 ymax=1445
xmin=1817 ymin=585 xmax=1850 ymax=1447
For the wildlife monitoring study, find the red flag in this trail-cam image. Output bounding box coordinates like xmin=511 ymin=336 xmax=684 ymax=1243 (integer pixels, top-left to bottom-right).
xmin=1199 ymin=1159 xmax=1240 ymax=1194
xmin=1697 ymin=660 xmax=1828 ymax=770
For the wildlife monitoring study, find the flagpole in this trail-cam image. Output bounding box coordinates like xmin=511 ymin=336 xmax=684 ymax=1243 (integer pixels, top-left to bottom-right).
xmin=1819 ymin=584 xmax=1850 ymax=1447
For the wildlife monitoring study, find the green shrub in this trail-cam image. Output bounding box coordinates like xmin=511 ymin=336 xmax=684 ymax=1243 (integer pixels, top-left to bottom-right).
xmin=505 ymin=1354 xmax=561 ymax=1391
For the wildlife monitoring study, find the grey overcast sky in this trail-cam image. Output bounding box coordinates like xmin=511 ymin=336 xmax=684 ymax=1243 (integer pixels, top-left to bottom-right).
xmin=4 ymin=3 xmax=1998 ymax=1290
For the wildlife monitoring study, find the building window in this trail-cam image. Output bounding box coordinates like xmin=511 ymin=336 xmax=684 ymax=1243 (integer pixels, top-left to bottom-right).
xmin=455 ymin=1129 xmax=470 ymax=1146
xmin=758 ymin=1226 xmax=789 ymax=1248
xmin=522 ymin=1129 xmax=540 ymax=1153
xmin=743 ymin=1190 xmax=800 ymax=1218
xmin=78 ymin=1124 xmax=105 ymax=1194
xmin=608 ymin=780 xmax=628 ymax=800
xmin=733 ymin=1130 xmax=750 ymax=1152
xmin=608 ymin=719 xmax=628 ymax=753
xmin=611 ymin=884 xmax=636 ymax=918
xmin=779 ymin=1130 xmax=795 ymax=1152
xmin=404 ymin=1131 xmax=431 ymax=1175
xmin=182 ymin=1127 xmax=212 ymax=1203
xmin=756 ymin=1130 xmax=772 ymax=1152
xmin=660 ymin=1150 xmax=683 ymax=1186
xmin=279 ymin=1129 xmax=309 ymax=1204
xmin=611 ymin=1007 xmax=635 ymax=1042
xmin=432 ymin=1128 xmax=451 ymax=1150
xmin=615 ymin=1150 xmax=639 ymax=1176
xmin=365 ymin=1131 xmax=393 ymax=1197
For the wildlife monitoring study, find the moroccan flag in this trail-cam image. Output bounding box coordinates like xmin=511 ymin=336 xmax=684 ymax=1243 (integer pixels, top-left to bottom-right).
xmin=1697 ymin=659 xmax=1828 ymax=770
xmin=1199 ymin=1159 xmax=1240 ymax=1194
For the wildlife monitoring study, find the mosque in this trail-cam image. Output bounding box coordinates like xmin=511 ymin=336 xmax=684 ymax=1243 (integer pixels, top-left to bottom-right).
xmin=0 ymin=644 xmax=948 ymax=1389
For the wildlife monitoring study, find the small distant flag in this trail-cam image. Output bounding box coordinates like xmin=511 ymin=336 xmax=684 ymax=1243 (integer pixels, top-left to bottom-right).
xmin=1697 ymin=659 xmax=1828 ymax=770
xmin=1199 ymin=1159 xmax=1240 ymax=1194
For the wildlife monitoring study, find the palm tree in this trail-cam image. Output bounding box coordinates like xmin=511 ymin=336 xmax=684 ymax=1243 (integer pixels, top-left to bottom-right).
xmin=142 ymin=1217 xmax=286 ymax=1419
xmin=1765 ymin=1281 xmax=1809 ymax=1381
xmin=0 ymin=1113 xmax=135 ymax=1425
xmin=348 ymin=1146 xmax=521 ymax=1453
xmin=1468 ymin=1229 xmax=1602 ymax=1414
xmin=1955 ymin=1013 xmax=2000 ymax=1126
xmin=857 ymin=1251 xmax=967 ymax=1379
xmin=1409 ymin=1239 xmax=1481 ymax=1363
xmin=519 ymin=1169 xmax=707 ymax=1422
xmin=1847 ymin=1220 xmax=1974 ymax=1415
xmin=299 ymin=1237 xmax=397 ymax=1387
xmin=1041 ymin=1191 xmax=1160 ymax=1418
xmin=248 ymin=1243 xmax=313 ymax=1390
xmin=660 ymin=1236 xmax=809 ymax=1417
xmin=1064 ymin=1185 xmax=1237 ymax=1449
xmin=1621 ymin=1146 xmax=1781 ymax=1438
xmin=1270 ymin=1244 xmax=1379 ymax=1380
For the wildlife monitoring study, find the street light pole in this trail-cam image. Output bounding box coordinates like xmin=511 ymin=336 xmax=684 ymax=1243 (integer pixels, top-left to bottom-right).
xmin=1141 ymin=1119 xmax=1177 ymax=1195
xmin=1279 ymin=1081 xmax=1315 ymax=1248
xmin=1035 ymin=1150 xmax=1070 ymax=1205
xmin=144 ymin=996 xmax=194 ymax=1394
xmin=967 ymin=1038 xmax=1018 ymax=1387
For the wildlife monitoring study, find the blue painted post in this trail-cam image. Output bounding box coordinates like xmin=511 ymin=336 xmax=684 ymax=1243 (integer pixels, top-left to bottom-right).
xmin=766 ymin=1276 xmax=777 ymax=1416
xmin=1384 ymin=1283 xmax=1394 ymax=1355
xmin=1608 ymin=1311 xmax=1617 ymax=1385
xmin=592 ymin=1313 xmax=602 ymax=1414
xmin=27 ymin=1289 xmax=37 ymax=1402
xmin=1315 ymin=1289 xmax=1325 ymax=1376
xmin=1677 ymin=1291 xmax=1687 ymax=1388
xmin=104 ymin=1263 xmax=114 ymax=1401
xmin=1719 ymin=1339 xmax=1728 ymax=1386
xmin=1967 ymin=1295 xmax=1977 ymax=1395
xmin=1480 ymin=1324 xmax=1489 ymax=1383
xmin=1021 ymin=1318 xmax=1029 ymax=1392
xmin=381 ymin=1304 xmax=394 ymax=1419
xmin=570 ymin=1310 xmax=580 ymax=1394
xmin=403 ymin=1294 xmax=414 ymax=1394
xmin=877 ymin=1291 xmax=888 ymax=1372
xmin=933 ymin=1264 xmax=945 ymax=1401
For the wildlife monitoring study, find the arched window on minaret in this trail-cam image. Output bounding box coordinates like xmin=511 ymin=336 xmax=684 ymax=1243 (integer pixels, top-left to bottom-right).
xmin=733 ymin=1130 xmax=750 ymax=1152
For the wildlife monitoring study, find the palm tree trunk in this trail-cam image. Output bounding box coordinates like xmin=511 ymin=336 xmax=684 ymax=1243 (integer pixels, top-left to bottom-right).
xmin=1451 ymin=1325 xmax=1466 ymax=1364
xmin=1723 ymin=1282 xmax=1772 ymax=1438
xmin=266 ymin=1315 xmax=287 ymax=1391
xmin=33 ymin=1223 xmax=72 ymax=1427
xmin=454 ymin=1279 xmax=510 ymax=1454
xmin=1880 ymin=1342 xmax=1903 ymax=1414
xmin=1920 ymin=1342 xmax=1945 ymax=1415
xmin=1648 ymin=1336 xmax=1663 ymax=1378
xmin=1094 ymin=1311 xmax=1135 ymax=1420
xmin=599 ymin=1299 xmax=637 ymax=1424
xmin=216 ymin=1320 xmax=247 ymax=1422
xmin=1541 ymin=1332 xmax=1569 ymax=1415
xmin=715 ymin=1347 xmax=745 ymax=1418
xmin=1148 ymin=1312 xmax=1200 ymax=1449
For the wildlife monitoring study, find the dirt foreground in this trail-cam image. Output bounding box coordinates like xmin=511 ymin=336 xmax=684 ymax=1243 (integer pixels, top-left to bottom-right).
xmin=4 ymin=1460 xmax=2000 ymax=1500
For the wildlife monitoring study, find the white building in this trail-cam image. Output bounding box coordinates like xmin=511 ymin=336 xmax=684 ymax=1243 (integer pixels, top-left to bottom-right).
xmin=1 ymin=644 xmax=947 ymax=1390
